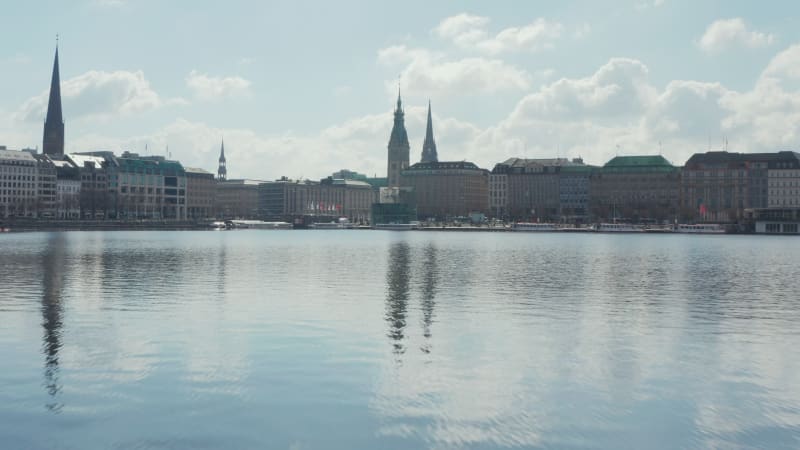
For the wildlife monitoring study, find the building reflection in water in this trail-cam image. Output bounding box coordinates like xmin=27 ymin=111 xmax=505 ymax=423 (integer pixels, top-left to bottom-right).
xmin=41 ymin=233 xmax=68 ymax=413
xmin=385 ymin=241 xmax=410 ymax=355
xmin=419 ymin=244 xmax=437 ymax=353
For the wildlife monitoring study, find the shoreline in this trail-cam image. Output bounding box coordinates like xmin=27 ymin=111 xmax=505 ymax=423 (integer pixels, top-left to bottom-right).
xmin=0 ymin=221 xmax=779 ymax=235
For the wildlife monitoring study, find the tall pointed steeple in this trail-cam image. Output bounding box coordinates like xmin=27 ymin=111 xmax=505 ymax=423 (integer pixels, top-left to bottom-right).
xmin=387 ymin=85 xmax=410 ymax=188
xmin=420 ymin=100 xmax=438 ymax=163
xmin=217 ymin=139 xmax=227 ymax=181
xmin=43 ymin=43 xmax=65 ymax=158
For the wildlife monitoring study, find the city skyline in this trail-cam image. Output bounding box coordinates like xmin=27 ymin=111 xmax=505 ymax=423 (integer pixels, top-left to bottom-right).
xmin=3 ymin=1 xmax=800 ymax=180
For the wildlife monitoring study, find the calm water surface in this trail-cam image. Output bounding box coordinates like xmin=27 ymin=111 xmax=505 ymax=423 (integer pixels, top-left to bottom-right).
xmin=1 ymin=230 xmax=799 ymax=449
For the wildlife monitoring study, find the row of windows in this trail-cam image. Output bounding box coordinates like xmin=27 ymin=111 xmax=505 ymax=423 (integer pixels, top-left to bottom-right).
xmin=0 ymin=164 xmax=35 ymax=171
xmin=1 ymin=182 xmax=35 ymax=188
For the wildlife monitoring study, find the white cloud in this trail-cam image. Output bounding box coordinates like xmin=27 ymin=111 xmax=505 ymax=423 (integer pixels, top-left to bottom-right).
xmin=15 ymin=69 xmax=166 ymax=123
xmin=185 ymin=70 xmax=252 ymax=101
xmin=433 ymin=13 xmax=490 ymax=47
xmin=508 ymin=58 xmax=656 ymax=122
xmin=698 ymin=18 xmax=776 ymax=52
xmin=378 ymin=45 xmax=531 ymax=95
xmin=434 ymin=13 xmax=564 ymax=54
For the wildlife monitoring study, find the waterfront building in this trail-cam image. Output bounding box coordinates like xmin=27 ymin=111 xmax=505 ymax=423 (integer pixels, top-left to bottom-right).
xmin=387 ymin=90 xmax=410 ymax=188
xmin=258 ymin=176 xmax=373 ymax=222
xmin=185 ymin=167 xmax=216 ymax=220
xmin=420 ymin=101 xmax=438 ymax=163
xmin=682 ymin=151 xmax=800 ymax=222
xmin=33 ymin=153 xmax=57 ymax=218
xmin=749 ymin=208 xmax=800 ymax=234
xmin=590 ymin=155 xmax=681 ymax=222
xmin=559 ymin=162 xmax=594 ymax=222
xmin=488 ymin=168 xmax=508 ymax=219
xmin=401 ymin=161 xmax=489 ymax=220
xmin=0 ymin=147 xmax=40 ymax=218
xmin=55 ymin=177 xmax=81 ymax=219
xmin=43 ymin=46 xmax=64 ymax=159
xmin=215 ymin=179 xmax=263 ymax=219
xmin=52 ymin=159 xmax=81 ymax=219
xmin=65 ymin=153 xmax=109 ymax=219
xmin=493 ymin=158 xmax=588 ymax=221
xmin=766 ymin=152 xmax=800 ymax=208
xmin=217 ymin=139 xmax=227 ymax=181
xmin=73 ymin=151 xmax=186 ymax=220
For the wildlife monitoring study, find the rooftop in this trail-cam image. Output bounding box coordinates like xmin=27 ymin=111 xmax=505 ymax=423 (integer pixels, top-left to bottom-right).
xmin=0 ymin=148 xmax=37 ymax=162
xmin=219 ymin=179 xmax=267 ymax=186
xmin=184 ymin=167 xmax=214 ymax=175
xmin=67 ymin=153 xmax=107 ymax=169
xmin=685 ymin=150 xmax=800 ymax=167
xmin=601 ymin=155 xmax=679 ymax=173
xmin=406 ymin=160 xmax=483 ymax=171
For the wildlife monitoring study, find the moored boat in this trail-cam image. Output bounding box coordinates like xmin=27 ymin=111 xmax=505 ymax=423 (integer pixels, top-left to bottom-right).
xmin=674 ymin=223 xmax=726 ymax=234
xmin=309 ymin=218 xmax=355 ymax=229
xmin=228 ymin=220 xmax=292 ymax=230
xmin=373 ymin=222 xmax=418 ymax=231
xmin=595 ymin=223 xmax=645 ymax=232
xmin=512 ymin=222 xmax=561 ymax=232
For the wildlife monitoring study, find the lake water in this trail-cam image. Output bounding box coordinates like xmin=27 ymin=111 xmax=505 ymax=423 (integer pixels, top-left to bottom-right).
xmin=1 ymin=230 xmax=799 ymax=449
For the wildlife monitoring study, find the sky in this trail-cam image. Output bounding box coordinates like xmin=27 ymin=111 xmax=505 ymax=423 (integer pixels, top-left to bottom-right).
xmin=3 ymin=0 xmax=800 ymax=180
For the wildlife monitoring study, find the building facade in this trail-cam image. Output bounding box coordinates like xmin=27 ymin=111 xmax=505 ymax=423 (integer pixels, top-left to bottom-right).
xmin=682 ymin=151 xmax=800 ymax=222
xmin=33 ymin=153 xmax=57 ymax=218
xmin=401 ymin=161 xmax=489 ymax=219
xmin=591 ymin=155 xmax=681 ymax=222
xmin=259 ymin=177 xmax=373 ymax=222
xmin=185 ymin=167 xmax=215 ymax=219
xmin=0 ymin=148 xmax=40 ymax=218
xmin=488 ymin=170 xmax=508 ymax=219
xmin=75 ymin=151 xmax=187 ymax=220
xmin=559 ymin=164 xmax=593 ymax=222
xmin=493 ymin=158 xmax=589 ymax=221
xmin=215 ymin=179 xmax=263 ymax=219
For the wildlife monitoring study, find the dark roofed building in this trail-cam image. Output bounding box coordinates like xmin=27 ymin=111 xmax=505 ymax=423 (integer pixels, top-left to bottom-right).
xmin=682 ymin=150 xmax=800 ymax=222
xmin=590 ymin=155 xmax=681 ymax=222
xmin=401 ymin=161 xmax=488 ymax=219
xmin=490 ymin=157 xmax=591 ymax=221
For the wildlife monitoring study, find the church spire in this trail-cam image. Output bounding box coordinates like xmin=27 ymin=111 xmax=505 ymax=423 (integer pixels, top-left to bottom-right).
xmin=217 ymin=139 xmax=227 ymax=181
xmin=387 ymin=85 xmax=410 ymax=188
xmin=420 ymin=100 xmax=438 ymax=163
xmin=43 ymin=42 xmax=64 ymax=158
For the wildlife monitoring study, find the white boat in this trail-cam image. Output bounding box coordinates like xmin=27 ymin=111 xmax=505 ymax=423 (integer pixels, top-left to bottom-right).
xmin=674 ymin=223 xmax=726 ymax=234
xmin=512 ymin=222 xmax=561 ymax=232
xmin=309 ymin=218 xmax=355 ymax=229
xmin=595 ymin=223 xmax=645 ymax=232
xmin=210 ymin=221 xmax=227 ymax=230
xmin=373 ymin=222 xmax=418 ymax=231
xmin=228 ymin=220 xmax=292 ymax=230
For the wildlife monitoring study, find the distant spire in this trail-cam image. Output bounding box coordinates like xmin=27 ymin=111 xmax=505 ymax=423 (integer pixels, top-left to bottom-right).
xmin=420 ymin=100 xmax=438 ymax=163
xmin=395 ymin=82 xmax=402 ymax=112
xmin=217 ymin=138 xmax=227 ymax=181
xmin=387 ymin=84 xmax=409 ymax=188
xmin=43 ymin=41 xmax=64 ymax=158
